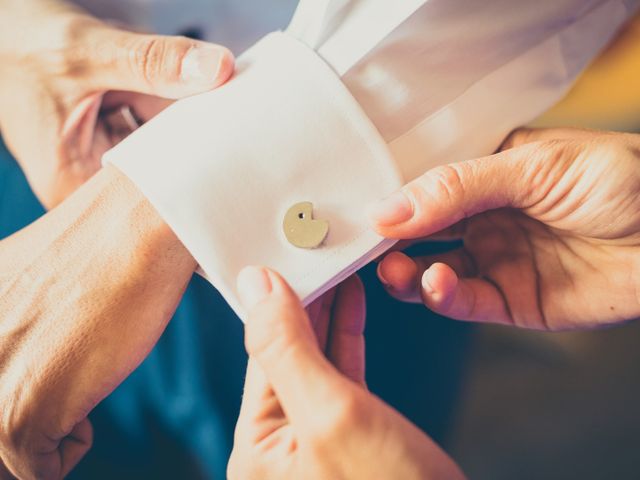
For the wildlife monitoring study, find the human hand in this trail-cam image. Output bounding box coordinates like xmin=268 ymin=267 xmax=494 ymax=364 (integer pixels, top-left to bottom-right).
xmin=0 ymin=166 xmax=197 ymax=480
xmin=227 ymin=267 xmax=465 ymax=480
xmin=0 ymin=0 xmax=234 ymax=208
xmin=368 ymin=128 xmax=640 ymax=331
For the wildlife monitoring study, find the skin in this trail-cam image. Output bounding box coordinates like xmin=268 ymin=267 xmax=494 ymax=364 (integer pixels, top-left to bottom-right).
xmin=0 ymin=0 xmax=234 ymax=209
xmin=368 ymin=128 xmax=640 ymax=331
xmin=0 ymin=166 xmax=198 ymax=479
xmin=228 ymin=267 xmax=466 ymax=480
xmin=0 ymin=1 xmax=234 ymax=477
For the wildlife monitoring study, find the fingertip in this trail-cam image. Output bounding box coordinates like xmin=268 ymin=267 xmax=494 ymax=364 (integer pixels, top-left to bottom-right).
xmin=366 ymin=191 xmax=414 ymax=231
xmin=237 ymin=266 xmax=272 ymax=310
xmin=378 ymin=251 xmax=418 ymax=295
xmin=241 ymin=268 xmax=312 ymax=362
xmin=213 ymin=47 xmax=235 ymax=86
xmin=335 ymin=275 xmax=366 ymax=333
xmin=261 ymin=268 xmax=297 ymax=299
xmin=337 ymin=274 xmax=364 ymax=300
xmin=421 ymin=263 xmax=458 ymax=310
xmin=180 ymin=43 xmax=235 ymax=91
xmin=344 ymin=273 xmax=365 ymax=298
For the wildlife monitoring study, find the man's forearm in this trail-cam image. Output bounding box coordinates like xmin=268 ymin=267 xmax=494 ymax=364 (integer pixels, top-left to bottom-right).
xmin=0 ymin=165 xmax=196 ymax=442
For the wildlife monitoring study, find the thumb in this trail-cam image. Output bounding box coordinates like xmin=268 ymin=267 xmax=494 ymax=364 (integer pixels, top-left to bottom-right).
xmin=368 ymin=141 xmax=550 ymax=239
xmin=82 ymin=24 xmax=234 ymax=99
xmin=237 ymin=267 xmax=344 ymax=427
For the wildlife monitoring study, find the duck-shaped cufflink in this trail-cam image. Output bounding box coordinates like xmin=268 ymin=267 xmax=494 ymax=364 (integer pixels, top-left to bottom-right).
xmin=283 ymin=202 xmax=329 ymax=249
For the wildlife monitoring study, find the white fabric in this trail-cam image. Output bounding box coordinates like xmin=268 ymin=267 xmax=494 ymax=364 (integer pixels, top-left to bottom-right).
xmin=105 ymin=32 xmax=402 ymax=319
xmin=100 ymin=0 xmax=639 ymax=320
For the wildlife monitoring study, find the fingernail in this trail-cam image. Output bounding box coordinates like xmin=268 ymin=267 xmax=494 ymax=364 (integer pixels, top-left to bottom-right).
xmin=376 ymin=261 xmax=391 ymax=288
xmin=422 ymin=270 xmax=435 ymax=296
xmin=181 ymin=46 xmax=230 ymax=85
xmin=237 ymin=266 xmax=272 ymax=309
xmin=367 ymin=191 xmax=413 ymax=226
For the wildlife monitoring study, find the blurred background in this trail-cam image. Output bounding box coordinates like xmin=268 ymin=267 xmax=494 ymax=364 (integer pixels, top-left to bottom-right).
xmin=448 ymin=13 xmax=640 ymax=479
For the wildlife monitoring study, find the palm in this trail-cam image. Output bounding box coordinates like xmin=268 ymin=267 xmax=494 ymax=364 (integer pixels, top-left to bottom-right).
xmin=450 ymin=136 xmax=640 ymax=329
xmin=461 ymin=207 xmax=639 ymax=330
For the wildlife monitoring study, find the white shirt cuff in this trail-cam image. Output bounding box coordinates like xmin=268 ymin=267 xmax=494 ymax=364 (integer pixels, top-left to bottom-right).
xmin=104 ymin=31 xmax=403 ymax=320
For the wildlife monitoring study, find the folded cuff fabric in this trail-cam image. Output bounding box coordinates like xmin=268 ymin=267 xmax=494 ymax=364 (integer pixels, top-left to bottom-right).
xmin=106 ymin=32 xmax=402 ymax=319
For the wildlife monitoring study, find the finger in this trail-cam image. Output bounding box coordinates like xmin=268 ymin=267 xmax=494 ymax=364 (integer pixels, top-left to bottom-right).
xmin=377 ymin=251 xmax=419 ymax=302
xmin=61 ymin=92 xmax=104 ymax=160
xmin=102 ymin=91 xmax=174 ymax=122
xmin=420 ymin=263 xmax=513 ymax=325
xmin=99 ymin=93 xmax=175 ymax=147
xmin=238 ymin=267 xmax=344 ymax=427
xmin=238 ymin=359 xmax=270 ymax=413
xmin=60 ymin=418 xmax=93 ymax=478
xmin=367 ymin=141 xmax=559 ymax=239
xmin=377 ymin=250 xmax=474 ymax=303
xmin=500 ymin=127 xmax=597 ymax=150
xmin=327 ymin=276 xmax=367 ymax=386
xmin=235 ymin=359 xmax=285 ymax=444
xmin=311 ymin=288 xmax=337 ymax=353
xmin=82 ymin=24 xmax=234 ymax=99
xmin=101 ymin=105 xmax=142 ymax=146
xmin=423 ymin=219 xmax=467 ymax=241
xmin=306 ymin=294 xmax=324 ymax=327
xmin=0 ymin=460 xmax=14 ymax=479
xmin=372 ymin=240 xmax=416 ymax=263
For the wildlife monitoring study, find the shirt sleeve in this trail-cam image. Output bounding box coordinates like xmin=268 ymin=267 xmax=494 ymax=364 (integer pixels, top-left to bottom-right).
xmin=290 ymin=0 xmax=640 ymax=180
xmin=104 ymin=0 xmax=639 ymax=321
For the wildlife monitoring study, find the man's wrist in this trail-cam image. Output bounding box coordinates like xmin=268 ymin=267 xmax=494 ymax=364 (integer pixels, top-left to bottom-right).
xmin=0 ymin=164 xmax=197 ymax=279
xmin=79 ymin=164 xmax=198 ymax=277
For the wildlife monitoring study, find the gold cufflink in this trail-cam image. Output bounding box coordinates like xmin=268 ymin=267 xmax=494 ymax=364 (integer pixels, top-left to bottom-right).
xmin=283 ymin=202 xmax=329 ymax=249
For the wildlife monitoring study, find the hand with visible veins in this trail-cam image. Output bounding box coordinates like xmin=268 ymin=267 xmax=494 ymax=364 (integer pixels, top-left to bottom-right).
xmin=0 ymin=0 xmax=234 ymax=208
xmin=368 ymin=128 xmax=640 ymax=331
xmin=228 ymin=267 xmax=465 ymax=480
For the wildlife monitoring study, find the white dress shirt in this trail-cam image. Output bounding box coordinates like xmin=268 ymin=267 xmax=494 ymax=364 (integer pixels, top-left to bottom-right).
xmin=100 ymin=0 xmax=639 ymax=320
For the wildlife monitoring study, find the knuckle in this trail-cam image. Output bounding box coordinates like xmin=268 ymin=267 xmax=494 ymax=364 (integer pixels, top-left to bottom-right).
xmin=528 ymin=139 xmax=573 ymax=170
xmin=501 ymin=128 xmax=530 ymax=150
xmin=131 ymin=37 xmax=163 ymax=86
xmin=420 ymin=164 xmax=467 ymax=207
xmin=334 ymin=393 xmax=362 ymax=427
xmin=540 ymin=139 xmax=574 ymax=161
xmin=131 ymin=36 xmax=192 ymax=85
xmin=503 ymin=127 xmax=541 ymax=150
xmin=311 ymin=390 xmax=363 ymax=441
xmin=517 ymin=139 xmax=575 ymax=207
